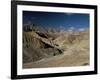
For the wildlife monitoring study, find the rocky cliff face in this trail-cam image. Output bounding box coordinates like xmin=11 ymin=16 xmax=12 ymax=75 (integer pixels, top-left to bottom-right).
xmin=23 ymin=31 xmax=63 ymax=63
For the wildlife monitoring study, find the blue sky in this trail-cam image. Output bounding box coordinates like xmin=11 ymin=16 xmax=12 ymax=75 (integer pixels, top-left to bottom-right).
xmin=23 ymin=11 xmax=89 ymax=30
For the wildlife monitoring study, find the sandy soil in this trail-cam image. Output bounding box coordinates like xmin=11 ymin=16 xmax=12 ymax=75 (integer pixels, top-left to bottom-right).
xmin=23 ymin=49 xmax=89 ymax=68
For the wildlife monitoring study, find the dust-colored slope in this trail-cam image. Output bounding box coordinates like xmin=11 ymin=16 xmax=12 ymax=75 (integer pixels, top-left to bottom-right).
xmin=23 ymin=31 xmax=62 ymax=63
xmin=23 ymin=29 xmax=89 ymax=68
xmin=23 ymin=49 xmax=89 ymax=68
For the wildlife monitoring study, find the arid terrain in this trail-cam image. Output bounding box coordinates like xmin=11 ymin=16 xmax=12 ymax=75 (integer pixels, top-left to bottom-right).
xmin=23 ymin=23 xmax=90 ymax=68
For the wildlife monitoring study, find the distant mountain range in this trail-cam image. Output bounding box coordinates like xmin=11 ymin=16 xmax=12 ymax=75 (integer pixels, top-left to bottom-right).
xmin=23 ymin=23 xmax=89 ymax=68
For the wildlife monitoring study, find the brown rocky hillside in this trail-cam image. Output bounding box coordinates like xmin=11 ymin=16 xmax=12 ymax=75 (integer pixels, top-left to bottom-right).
xmin=23 ymin=26 xmax=89 ymax=68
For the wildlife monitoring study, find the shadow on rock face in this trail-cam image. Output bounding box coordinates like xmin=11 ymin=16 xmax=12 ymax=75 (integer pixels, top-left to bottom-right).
xmin=23 ymin=31 xmax=63 ymax=63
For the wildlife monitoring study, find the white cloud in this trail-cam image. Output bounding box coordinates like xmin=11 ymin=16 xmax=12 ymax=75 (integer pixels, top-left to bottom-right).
xmin=78 ymin=28 xmax=85 ymax=31
xmin=68 ymin=27 xmax=75 ymax=30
